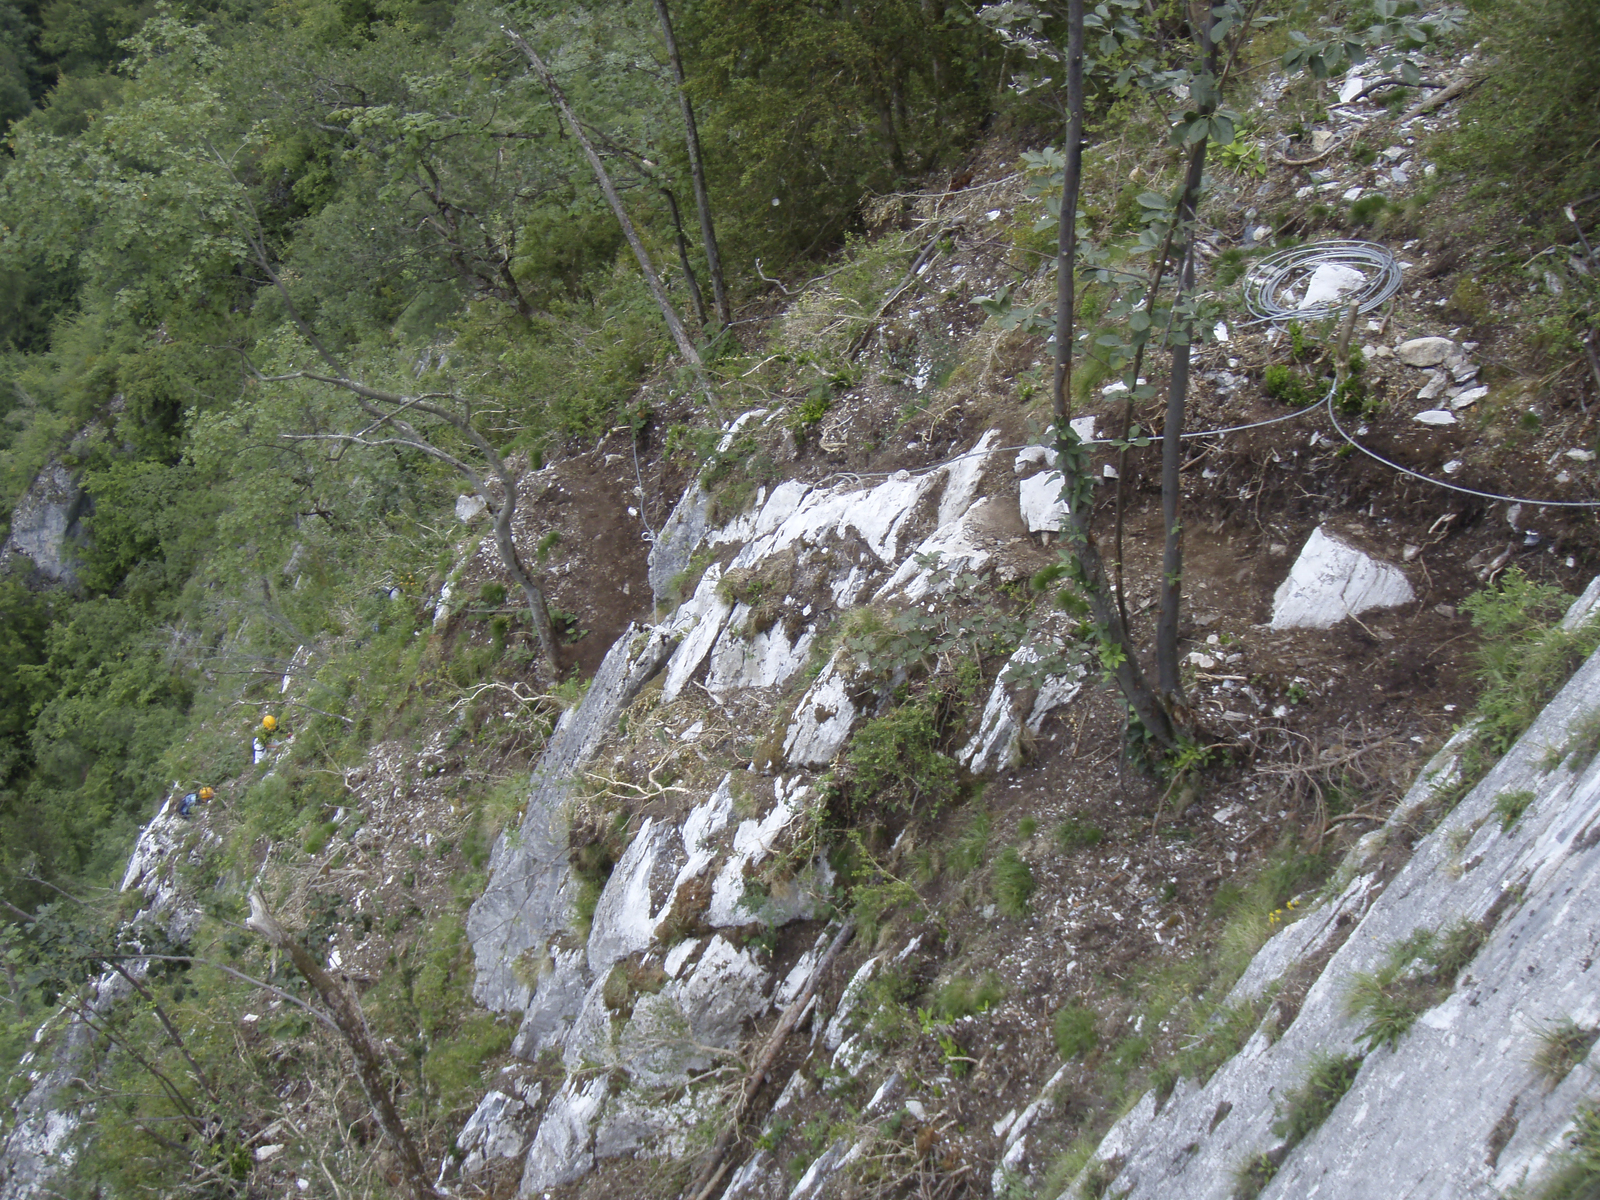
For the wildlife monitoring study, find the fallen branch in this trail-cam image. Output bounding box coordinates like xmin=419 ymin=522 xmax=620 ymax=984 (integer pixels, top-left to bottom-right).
xmin=246 ymin=890 xmax=440 ymax=1200
xmin=1398 ymin=73 xmax=1479 ymax=122
xmin=1273 ymin=134 xmax=1354 ymax=167
xmin=846 ymin=227 xmax=959 ymax=360
xmin=688 ymin=920 xmax=856 ymax=1200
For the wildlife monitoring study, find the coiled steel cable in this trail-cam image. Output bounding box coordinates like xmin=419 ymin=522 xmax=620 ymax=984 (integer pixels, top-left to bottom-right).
xmin=1242 ymin=239 xmax=1406 ymax=323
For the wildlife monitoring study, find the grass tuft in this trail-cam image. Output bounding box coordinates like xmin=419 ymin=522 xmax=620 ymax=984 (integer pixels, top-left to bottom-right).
xmin=1272 ymin=1052 xmax=1363 ymax=1149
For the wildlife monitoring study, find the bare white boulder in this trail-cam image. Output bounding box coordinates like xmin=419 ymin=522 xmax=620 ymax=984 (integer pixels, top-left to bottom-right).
xmin=1018 ymin=470 xmax=1069 ymax=533
xmin=455 ymin=493 xmax=488 ymax=523
xmin=1395 ymin=337 xmax=1457 ymax=368
xmin=518 ymin=1076 xmax=608 ymax=1195
xmin=1270 ymin=526 xmax=1414 ymax=630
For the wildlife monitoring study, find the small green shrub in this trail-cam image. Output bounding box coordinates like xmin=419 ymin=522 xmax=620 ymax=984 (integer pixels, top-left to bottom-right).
xmin=1232 ymin=1151 xmax=1279 ymax=1200
xmin=1017 ymin=816 xmax=1038 ymax=840
xmin=848 ymin=698 xmax=957 ymax=815
xmin=1348 ymin=193 xmax=1390 ymax=227
xmin=1272 ymin=1052 xmax=1364 ymax=1149
xmin=1053 ymin=1004 xmax=1099 ymax=1060
xmin=1533 ymin=1018 xmax=1600 ymax=1087
xmin=947 ymin=810 xmax=990 ymax=876
xmin=1494 ymin=789 xmax=1536 ymax=832
xmin=1460 ymin=570 xmax=1600 ymax=758
xmin=932 ymin=973 xmax=1004 ymax=1021
xmin=1263 ymin=363 xmax=1316 ymax=407
xmin=1545 ymin=708 xmax=1600 ymax=774
xmin=1347 ymin=921 xmax=1486 ymax=1052
xmin=478 ymin=581 xmax=506 ymax=607
xmin=1055 ymin=816 xmax=1105 ymax=850
xmin=993 ymin=848 xmax=1035 ymax=917
xmin=1530 ymin=1102 xmax=1600 ymax=1200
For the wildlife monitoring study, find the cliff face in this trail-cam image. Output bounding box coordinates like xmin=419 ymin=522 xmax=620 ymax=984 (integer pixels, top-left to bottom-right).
xmin=0 ymin=459 xmax=89 ymax=588
xmin=1073 ymin=585 xmax=1600 ymax=1200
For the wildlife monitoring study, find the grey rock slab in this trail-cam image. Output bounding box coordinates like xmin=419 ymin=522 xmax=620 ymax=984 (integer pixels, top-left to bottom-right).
xmin=0 ymin=460 xmax=88 ymax=587
xmin=469 ymin=623 xmax=675 ymax=1012
xmin=1417 ymin=370 xmax=1450 ymax=402
xmin=1269 ymin=526 xmax=1414 ymax=630
xmin=518 ymin=1076 xmax=608 ymax=1196
xmin=781 ymin=659 xmax=858 ymax=767
xmin=455 ymin=1090 xmax=529 ymax=1176
xmin=648 ymin=484 xmax=711 ymax=606
xmin=1067 ymin=592 xmax=1600 ymax=1200
xmin=661 ymin=565 xmax=732 ymax=703
xmin=1415 ymin=408 xmax=1457 ymax=425
xmin=454 ymin=493 xmax=488 ymax=524
xmin=1396 ymin=336 xmax=1458 ymax=368
xmin=617 ymin=935 xmax=769 ymax=1087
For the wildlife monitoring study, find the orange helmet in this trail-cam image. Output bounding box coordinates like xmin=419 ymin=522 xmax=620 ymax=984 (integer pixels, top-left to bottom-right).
xmin=261 ymin=714 xmax=278 ymax=732
xmin=198 ymin=787 xmax=214 ymax=801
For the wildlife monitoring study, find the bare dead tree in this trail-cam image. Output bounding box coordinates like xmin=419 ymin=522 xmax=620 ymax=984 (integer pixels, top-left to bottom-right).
xmin=245 ymin=890 xmax=441 ymax=1200
xmin=503 ymin=26 xmax=709 ymax=390
xmin=651 ymin=0 xmax=732 ymax=329
xmin=272 ymin=370 xmax=560 ymax=670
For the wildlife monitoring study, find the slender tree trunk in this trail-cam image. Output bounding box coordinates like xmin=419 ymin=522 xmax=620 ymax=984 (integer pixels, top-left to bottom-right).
xmin=247 ymin=892 xmax=440 ymax=1200
xmin=1051 ymin=0 xmax=1176 ymax=751
xmin=489 ymin=475 xmax=560 ymax=668
xmin=1154 ymin=18 xmax=1217 ymax=703
xmin=662 ymin=186 xmax=710 ymax=329
xmin=652 ymin=0 xmax=731 ymax=328
xmin=503 ymin=26 xmax=706 ymax=379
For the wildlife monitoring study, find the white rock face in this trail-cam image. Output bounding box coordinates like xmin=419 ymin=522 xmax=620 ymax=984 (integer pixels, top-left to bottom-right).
xmin=661 ymin=565 xmax=733 ymax=703
xmin=1414 ymin=409 xmax=1457 ymax=426
xmin=823 ymin=955 xmax=883 ymax=1051
xmin=585 ymin=818 xmax=667 ymax=972
xmin=618 ymin=935 xmax=769 ymax=1087
xmin=782 ymin=661 xmax=858 ymax=767
xmin=706 ymin=608 xmax=814 ymax=693
xmin=1072 ymin=595 xmax=1600 ymax=1200
xmin=938 ymin=428 xmax=999 ymax=527
xmin=957 ymin=644 xmax=1085 ymax=774
xmin=1018 ymin=470 xmax=1069 ymax=532
xmin=455 ymin=493 xmax=488 ymax=523
xmin=1270 ymin=526 xmax=1414 ymax=630
xmin=455 ymin=1090 xmax=530 ymax=1176
xmin=518 ymin=1076 xmax=608 ymax=1195
xmin=1395 ymin=336 xmax=1457 ymax=367
xmin=706 ymin=776 xmax=812 ymax=926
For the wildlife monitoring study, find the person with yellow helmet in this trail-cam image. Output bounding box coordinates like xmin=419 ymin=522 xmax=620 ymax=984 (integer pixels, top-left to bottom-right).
xmin=178 ymin=786 xmax=214 ymax=818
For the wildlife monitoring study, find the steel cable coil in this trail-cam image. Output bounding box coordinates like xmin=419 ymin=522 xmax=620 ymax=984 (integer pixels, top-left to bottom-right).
xmin=1242 ymin=239 xmax=1405 ymax=322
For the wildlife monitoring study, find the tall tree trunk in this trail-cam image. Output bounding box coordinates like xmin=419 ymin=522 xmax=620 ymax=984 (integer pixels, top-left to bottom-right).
xmin=662 ymin=185 xmax=710 ymax=329
xmin=503 ymin=26 xmax=706 ymax=380
xmin=489 ymin=472 xmax=560 ymax=669
xmin=247 ymin=892 xmax=441 ymax=1200
xmin=1154 ymin=18 xmax=1218 ymax=704
xmin=1051 ymin=0 xmax=1176 ymax=751
xmin=652 ymin=0 xmax=731 ymax=329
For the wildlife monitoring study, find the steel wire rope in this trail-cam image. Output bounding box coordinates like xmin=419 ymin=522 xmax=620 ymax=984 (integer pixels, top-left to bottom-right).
xmin=1240 ymin=239 xmax=1406 ymax=323
xmin=778 ymin=239 xmax=1598 ymax=508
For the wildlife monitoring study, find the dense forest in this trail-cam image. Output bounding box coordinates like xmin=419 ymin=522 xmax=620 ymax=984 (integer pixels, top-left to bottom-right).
xmin=0 ymin=0 xmax=1594 ymax=1193
xmin=0 ymin=0 xmax=1009 ymax=901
